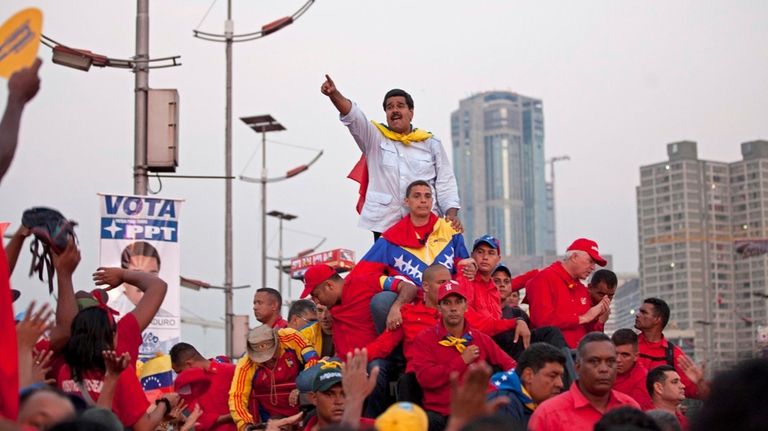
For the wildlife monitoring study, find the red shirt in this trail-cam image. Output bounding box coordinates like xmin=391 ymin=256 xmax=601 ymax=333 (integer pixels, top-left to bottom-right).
xmin=525 ymin=261 xmax=600 ymax=347
xmin=366 ymin=300 xmax=518 ymax=365
xmin=614 ymin=362 xmax=654 ymax=410
xmin=330 ymin=272 xmax=402 ymax=357
xmin=57 ymin=313 xmax=148 ymax=426
xmin=676 ymin=410 xmax=690 ymax=430
xmin=365 ymin=301 xmax=438 ymax=366
xmin=457 ymin=274 xmax=502 ymax=320
xmin=176 ymin=361 xmax=237 ymax=431
xmin=248 ymin=350 xmax=302 ymax=419
xmin=410 ymin=321 xmax=516 ymax=415
xmin=528 ymin=382 xmax=640 ymax=431
xmin=636 ymin=333 xmax=699 ymax=399
xmin=0 ymin=244 xmax=17 ymax=420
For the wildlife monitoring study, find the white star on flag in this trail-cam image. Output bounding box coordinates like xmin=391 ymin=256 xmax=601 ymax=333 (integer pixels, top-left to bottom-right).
xmin=104 ymin=220 xmax=122 ymax=238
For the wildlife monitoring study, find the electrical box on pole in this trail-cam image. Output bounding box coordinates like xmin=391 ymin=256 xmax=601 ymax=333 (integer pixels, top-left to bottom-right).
xmin=147 ymin=89 xmax=179 ymax=172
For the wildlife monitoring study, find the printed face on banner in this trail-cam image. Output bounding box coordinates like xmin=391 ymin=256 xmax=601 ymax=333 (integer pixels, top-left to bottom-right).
xmin=99 ymin=194 xmax=182 ymax=360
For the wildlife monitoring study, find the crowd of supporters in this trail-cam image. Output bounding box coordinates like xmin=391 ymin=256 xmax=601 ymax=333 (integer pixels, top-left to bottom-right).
xmin=2 ymin=61 xmax=768 ymax=431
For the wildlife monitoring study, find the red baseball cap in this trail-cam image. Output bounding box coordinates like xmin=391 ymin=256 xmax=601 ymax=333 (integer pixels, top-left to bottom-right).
xmin=437 ymin=280 xmax=467 ymax=302
xmin=567 ymin=238 xmax=607 ymax=267
xmin=300 ymin=264 xmax=336 ymax=299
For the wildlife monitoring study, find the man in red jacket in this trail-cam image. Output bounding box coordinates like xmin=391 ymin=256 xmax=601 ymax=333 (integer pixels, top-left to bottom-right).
xmin=610 ymin=329 xmax=653 ymax=410
xmin=410 ymin=280 xmax=516 ymax=431
xmin=525 ymin=238 xmax=610 ymax=348
xmin=171 ymin=342 xmax=236 ymax=431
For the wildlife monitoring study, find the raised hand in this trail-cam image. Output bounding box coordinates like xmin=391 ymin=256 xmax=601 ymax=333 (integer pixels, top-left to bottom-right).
xmin=92 ymin=267 xmax=126 ymax=290
xmin=52 ymin=239 xmax=81 ymax=275
xmin=320 ymin=74 xmax=337 ymax=96
xmin=16 ymin=301 xmax=53 ymax=348
xmin=445 ymin=361 xmax=509 ymax=431
xmin=8 ymin=58 xmax=42 ymax=103
xmin=31 ymin=349 xmax=56 ymax=385
xmin=102 ymin=350 xmax=131 ymax=378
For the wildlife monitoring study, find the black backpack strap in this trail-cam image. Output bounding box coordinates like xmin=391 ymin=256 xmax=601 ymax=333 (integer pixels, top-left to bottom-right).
xmin=665 ymin=340 xmax=676 ymax=367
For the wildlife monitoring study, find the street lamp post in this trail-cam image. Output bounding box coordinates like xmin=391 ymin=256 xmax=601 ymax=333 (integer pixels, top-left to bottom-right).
xmin=267 ymin=210 xmax=297 ymax=297
xmin=193 ymin=0 xmax=316 ymax=358
xmin=240 ymin=115 xmax=286 ymax=290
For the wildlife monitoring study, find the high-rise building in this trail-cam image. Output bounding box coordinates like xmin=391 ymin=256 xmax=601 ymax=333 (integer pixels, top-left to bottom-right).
xmin=636 ymin=140 xmax=768 ymax=370
xmin=450 ymin=91 xmax=553 ymax=257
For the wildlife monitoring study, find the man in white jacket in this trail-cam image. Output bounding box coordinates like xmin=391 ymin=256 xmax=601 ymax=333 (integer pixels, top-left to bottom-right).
xmin=321 ymin=74 xmax=461 ymax=239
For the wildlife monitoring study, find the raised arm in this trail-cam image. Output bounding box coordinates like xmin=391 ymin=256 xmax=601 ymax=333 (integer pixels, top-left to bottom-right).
xmin=48 ymin=240 xmax=81 ymax=352
xmin=92 ymin=267 xmax=168 ymax=331
xmin=5 ymin=225 xmax=31 ymax=274
xmin=0 ymin=58 xmax=41 ymax=182
xmin=320 ymin=74 xmax=352 ymax=116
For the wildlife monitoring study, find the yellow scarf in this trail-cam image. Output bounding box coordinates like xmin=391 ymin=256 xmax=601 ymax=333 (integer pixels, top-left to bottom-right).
xmin=439 ymin=335 xmax=470 ymax=353
xmin=521 ymin=386 xmax=538 ymax=411
xmin=372 ymin=121 xmax=432 ymax=145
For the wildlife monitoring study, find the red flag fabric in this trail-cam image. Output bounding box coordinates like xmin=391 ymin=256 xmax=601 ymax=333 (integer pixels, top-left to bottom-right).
xmin=0 ymin=244 xmax=19 ymax=419
xmin=347 ymin=155 xmax=368 ymax=214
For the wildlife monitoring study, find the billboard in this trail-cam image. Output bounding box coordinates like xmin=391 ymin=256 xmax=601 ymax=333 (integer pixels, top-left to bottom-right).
xmin=99 ymin=193 xmax=182 ymax=359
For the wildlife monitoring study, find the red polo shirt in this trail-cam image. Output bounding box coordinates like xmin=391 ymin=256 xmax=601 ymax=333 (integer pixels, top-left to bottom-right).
xmin=330 ymin=272 xmax=402 ymax=357
xmin=365 ymin=301 xmax=439 ymax=367
xmin=614 ymin=362 xmax=653 ymax=411
xmin=457 ymin=273 xmax=502 ymax=320
xmin=636 ymin=333 xmax=699 ymax=399
xmin=525 ymin=261 xmax=600 ymax=347
xmin=528 ymin=381 xmax=640 ymax=431
xmin=410 ymin=321 xmax=516 ymax=416
xmin=175 ymin=360 xmax=236 ymax=431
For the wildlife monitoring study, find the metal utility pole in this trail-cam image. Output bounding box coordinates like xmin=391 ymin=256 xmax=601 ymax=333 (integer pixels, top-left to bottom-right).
xmin=134 ymin=0 xmax=149 ymax=195
xmin=193 ymin=0 xmax=316 ymax=358
xmin=223 ymin=0 xmax=234 ymax=361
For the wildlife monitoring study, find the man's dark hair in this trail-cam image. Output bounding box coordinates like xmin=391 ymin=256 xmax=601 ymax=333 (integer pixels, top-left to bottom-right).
xmin=612 ymin=328 xmax=639 ymax=347
xmin=646 ymin=365 xmax=676 ymax=397
xmin=643 ymin=297 xmax=670 ymax=329
xmin=647 ymin=410 xmax=682 ymax=431
xmin=576 ymin=331 xmax=613 ymax=360
xmin=690 ymin=358 xmax=768 ymax=431
xmin=594 ymin=406 xmax=661 ymax=431
xmin=591 ymin=269 xmax=618 ymax=288
xmin=382 ymin=88 xmax=414 ymax=110
xmin=257 ymin=287 xmax=282 ymax=308
xmin=288 ymin=299 xmax=316 ymax=321
xmin=405 ymin=180 xmax=431 ymax=198
xmin=121 ymin=241 xmax=161 ymax=270
xmin=515 ymin=342 xmax=566 ymax=377
xmin=170 ymin=342 xmax=205 ymax=367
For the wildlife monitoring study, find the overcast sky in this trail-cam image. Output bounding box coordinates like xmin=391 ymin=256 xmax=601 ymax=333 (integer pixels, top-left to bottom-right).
xmin=2 ymin=1 xmax=766 ymax=356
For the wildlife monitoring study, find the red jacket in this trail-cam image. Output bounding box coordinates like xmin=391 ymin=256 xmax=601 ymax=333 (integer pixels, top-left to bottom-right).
xmin=525 ymin=261 xmax=601 ymax=347
xmin=175 ymin=361 xmax=237 ymax=431
xmin=331 ymin=272 xmax=403 ymax=357
xmin=457 ymin=274 xmax=502 ymax=320
xmin=410 ymin=321 xmax=516 ymax=415
xmin=614 ymin=362 xmax=654 ymax=411
xmin=637 ymin=333 xmax=700 ymax=399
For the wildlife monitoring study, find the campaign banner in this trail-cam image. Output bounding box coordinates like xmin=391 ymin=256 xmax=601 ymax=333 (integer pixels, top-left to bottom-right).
xmin=98 ymin=193 xmax=183 ymax=359
xmin=290 ymin=248 xmax=355 ymax=279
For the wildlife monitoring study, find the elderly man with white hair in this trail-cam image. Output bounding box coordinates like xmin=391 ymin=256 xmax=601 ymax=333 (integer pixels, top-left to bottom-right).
xmin=523 ymin=238 xmax=611 ymax=348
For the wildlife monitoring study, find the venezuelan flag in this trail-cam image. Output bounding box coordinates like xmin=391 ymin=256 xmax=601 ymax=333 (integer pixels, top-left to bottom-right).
xmin=137 ymin=353 xmax=174 ymax=402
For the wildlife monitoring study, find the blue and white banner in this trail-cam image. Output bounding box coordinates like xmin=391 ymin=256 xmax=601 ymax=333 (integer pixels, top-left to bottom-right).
xmin=99 ymin=193 xmax=183 ymax=359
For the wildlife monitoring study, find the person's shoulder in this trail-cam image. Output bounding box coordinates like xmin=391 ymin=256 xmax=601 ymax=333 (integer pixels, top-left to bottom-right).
xmin=612 ymin=389 xmax=641 ymax=407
